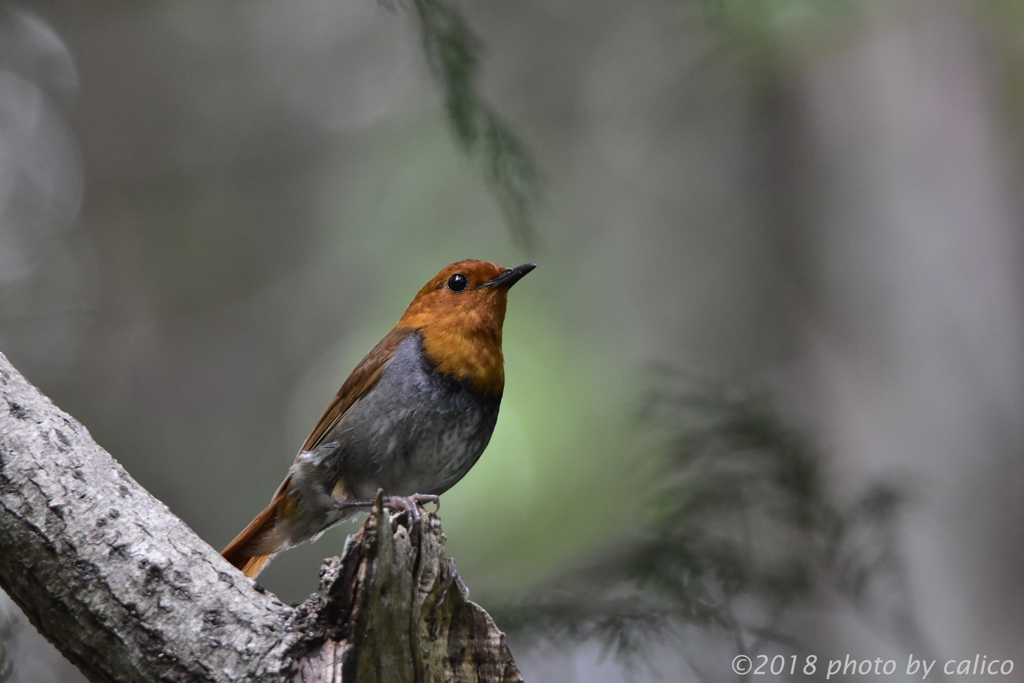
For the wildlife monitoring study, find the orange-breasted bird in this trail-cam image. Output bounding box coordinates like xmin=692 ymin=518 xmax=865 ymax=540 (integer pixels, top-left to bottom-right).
xmin=221 ymin=259 xmax=535 ymax=578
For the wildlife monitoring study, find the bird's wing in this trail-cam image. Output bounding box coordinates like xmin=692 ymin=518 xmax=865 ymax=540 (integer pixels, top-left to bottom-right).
xmin=299 ymin=325 xmax=412 ymax=452
xmin=221 ymin=326 xmax=413 ymax=577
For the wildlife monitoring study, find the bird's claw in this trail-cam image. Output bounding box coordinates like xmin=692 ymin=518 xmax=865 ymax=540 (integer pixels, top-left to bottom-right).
xmin=380 ymin=494 xmax=440 ymax=523
xmin=332 ymin=493 xmax=440 ymax=522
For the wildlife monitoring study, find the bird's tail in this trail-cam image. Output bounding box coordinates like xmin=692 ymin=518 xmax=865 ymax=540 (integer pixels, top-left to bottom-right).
xmin=221 ymin=479 xmax=293 ymax=579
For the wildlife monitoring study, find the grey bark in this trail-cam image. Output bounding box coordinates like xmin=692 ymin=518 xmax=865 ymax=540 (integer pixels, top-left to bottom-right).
xmin=0 ymin=353 xmax=522 ymax=682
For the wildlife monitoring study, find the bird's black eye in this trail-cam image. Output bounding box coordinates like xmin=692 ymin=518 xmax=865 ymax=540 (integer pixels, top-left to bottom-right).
xmin=446 ymin=273 xmax=469 ymax=292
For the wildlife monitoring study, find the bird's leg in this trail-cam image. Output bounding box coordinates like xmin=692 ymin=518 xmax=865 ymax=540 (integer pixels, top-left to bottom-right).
xmin=332 ymin=497 xmax=378 ymax=511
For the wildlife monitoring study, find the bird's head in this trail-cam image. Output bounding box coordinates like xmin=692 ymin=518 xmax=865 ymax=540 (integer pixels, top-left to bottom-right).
xmin=398 ymin=260 xmax=535 ymax=333
xmin=397 ymin=259 xmax=535 ymax=394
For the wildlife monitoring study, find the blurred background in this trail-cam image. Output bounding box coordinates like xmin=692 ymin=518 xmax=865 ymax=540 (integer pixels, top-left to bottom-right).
xmin=1 ymin=0 xmax=1024 ymax=681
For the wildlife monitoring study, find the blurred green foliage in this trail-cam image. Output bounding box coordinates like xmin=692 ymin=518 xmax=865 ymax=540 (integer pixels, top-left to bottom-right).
xmin=494 ymin=379 xmax=925 ymax=679
xmin=981 ymin=0 xmax=1024 ymax=129
xmin=408 ymin=0 xmax=541 ymax=251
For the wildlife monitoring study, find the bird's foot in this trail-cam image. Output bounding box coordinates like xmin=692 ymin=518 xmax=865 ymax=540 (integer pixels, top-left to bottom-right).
xmin=381 ymin=494 xmax=440 ymax=523
xmin=332 ymin=493 xmax=439 ymax=522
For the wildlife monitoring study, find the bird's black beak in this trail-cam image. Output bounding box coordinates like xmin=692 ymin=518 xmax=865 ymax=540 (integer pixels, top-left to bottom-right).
xmin=481 ymin=263 xmax=536 ymax=289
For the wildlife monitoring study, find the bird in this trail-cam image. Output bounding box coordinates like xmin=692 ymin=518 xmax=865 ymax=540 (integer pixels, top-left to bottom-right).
xmin=221 ymin=259 xmax=535 ymax=578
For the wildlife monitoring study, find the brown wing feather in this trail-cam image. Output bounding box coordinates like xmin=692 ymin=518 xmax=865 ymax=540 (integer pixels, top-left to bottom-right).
xmin=221 ymin=478 xmax=293 ymax=575
xmin=300 ymin=326 xmax=412 ymax=451
xmin=221 ymin=326 xmax=413 ymax=578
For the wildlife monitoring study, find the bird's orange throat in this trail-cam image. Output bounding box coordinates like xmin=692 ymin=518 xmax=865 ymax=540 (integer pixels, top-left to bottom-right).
xmin=419 ymin=323 xmax=505 ymax=396
xmin=399 ymin=298 xmax=507 ymax=396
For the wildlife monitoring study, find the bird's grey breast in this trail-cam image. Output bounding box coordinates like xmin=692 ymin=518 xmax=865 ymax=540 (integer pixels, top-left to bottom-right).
xmin=327 ymin=330 xmax=500 ymax=497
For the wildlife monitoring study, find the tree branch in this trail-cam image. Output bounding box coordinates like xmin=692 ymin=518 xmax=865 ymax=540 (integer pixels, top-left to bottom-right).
xmin=0 ymin=353 xmax=521 ymax=682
